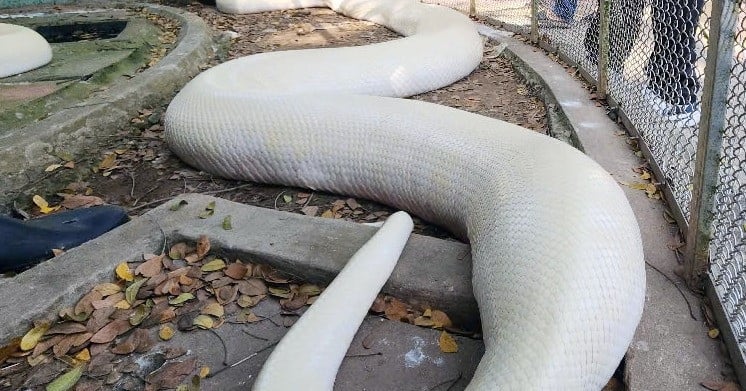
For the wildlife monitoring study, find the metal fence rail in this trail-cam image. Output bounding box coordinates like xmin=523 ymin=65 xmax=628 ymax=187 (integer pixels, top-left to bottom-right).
xmin=421 ymin=0 xmax=746 ymax=384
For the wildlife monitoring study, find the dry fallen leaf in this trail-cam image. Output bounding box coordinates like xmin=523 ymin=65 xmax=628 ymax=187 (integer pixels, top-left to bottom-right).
xmin=438 ymin=331 xmax=458 ymax=353
xmin=45 ymin=364 xmax=84 ymax=391
xmin=115 ymin=262 xmax=134 ymax=282
xmin=90 ymin=319 xmax=131 ymax=344
xmin=384 ymin=298 xmax=409 ymax=322
xmin=224 ymin=262 xmax=248 ymax=280
xmin=196 ymin=235 xmax=210 ymax=259
xmin=73 ymin=348 xmax=90 ymax=363
xmin=135 ymin=254 xmax=163 ymax=277
xmin=193 ymin=315 xmax=214 ymax=329
xmin=20 ymin=322 xmax=50 ymax=351
xmin=159 ymin=325 xmax=175 ymax=341
xmin=57 ymin=193 xmax=104 ymax=209
xmin=92 ymin=283 xmax=122 ymax=297
xmin=32 ymin=195 xmax=60 ymax=214
xmin=201 ymin=302 xmax=224 ymax=317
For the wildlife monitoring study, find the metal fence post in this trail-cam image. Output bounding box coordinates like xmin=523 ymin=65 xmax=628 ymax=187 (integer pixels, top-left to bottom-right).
xmin=596 ymin=0 xmax=610 ymax=98
xmin=684 ymin=0 xmax=737 ymax=289
xmin=530 ymin=0 xmax=538 ymax=43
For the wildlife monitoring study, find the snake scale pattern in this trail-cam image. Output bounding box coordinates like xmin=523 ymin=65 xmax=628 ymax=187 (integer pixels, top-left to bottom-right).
xmin=164 ymin=0 xmax=646 ymax=389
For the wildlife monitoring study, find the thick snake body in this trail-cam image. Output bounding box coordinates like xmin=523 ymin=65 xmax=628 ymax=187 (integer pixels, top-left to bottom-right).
xmin=164 ymin=0 xmax=646 ymax=389
xmin=0 ymin=23 xmax=52 ymax=78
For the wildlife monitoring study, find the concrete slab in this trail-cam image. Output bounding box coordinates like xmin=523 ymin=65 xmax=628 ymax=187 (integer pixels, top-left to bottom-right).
xmin=0 ymin=2 xmax=214 ymax=208
xmin=0 ymin=193 xmax=481 ymax=389
xmin=477 ymin=24 xmax=728 ymax=390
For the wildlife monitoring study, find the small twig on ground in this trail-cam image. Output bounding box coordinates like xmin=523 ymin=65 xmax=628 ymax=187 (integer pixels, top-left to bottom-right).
xmin=129 ymin=172 xmax=136 ymax=198
xmin=273 ymin=190 xmax=288 ymax=210
xmin=242 ymin=329 xmax=270 ymax=341
xmin=302 ymin=192 xmax=314 ymax=208
xmin=645 ymin=260 xmax=697 ymax=320
xmin=127 ymin=183 xmax=253 ymax=212
xmin=207 ymin=328 xmax=230 ymax=365
xmin=131 ymin=184 xmax=161 ymax=207
xmin=345 ymin=352 xmax=383 ymax=358
xmin=207 ymin=341 xmax=279 ymax=378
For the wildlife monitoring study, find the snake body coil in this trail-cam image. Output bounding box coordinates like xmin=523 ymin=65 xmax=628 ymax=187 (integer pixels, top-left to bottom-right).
xmin=164 ymin=0 xmax=646 ymax=389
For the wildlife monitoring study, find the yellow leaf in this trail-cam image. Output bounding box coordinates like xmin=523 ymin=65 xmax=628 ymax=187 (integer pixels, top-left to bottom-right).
xmin=193 ymin=315 xmax=214 ymax=329
xmin=115 ymin=262 xmax=134 ymax=282
xmin=93 ymin=283 xmax=122 ymax=297
xmin=73 ymin=348 xmax=90 ymax=362
xmin=320 ymin=210 xmax=334 ymax=218
xmin=199 ymin=366 xmax=210 ymax=378
xmin=114 ymin=300 xmax=131 ymax=309
xmin=32 ymin=195 xmax=60 ymax=214
xmin=99 ymin=153 xmax=116 ymax=170
xmin=422 ymin=308 xmax=432 ymax=317
xmin=20 ymin=323 xmax=50 ymax=351
xmin=201 ymin=302 xmax=224 ymax=317
xmin=438 ymin=331 xmax=458 ymax=353
xmin=45 ymin=164 xmax=63 ymax=172
xmin=708 ymin=328 xmax=720 ymax=339
xmin=413 ymin=316 xmax=435 ymax=327
xmin=640 ymin=171 xmax=651 ymax=180
xmin=201 ymin=259 xmax=226 ymax=272
xmin=159 ymin=325 xmax=175 ymax=341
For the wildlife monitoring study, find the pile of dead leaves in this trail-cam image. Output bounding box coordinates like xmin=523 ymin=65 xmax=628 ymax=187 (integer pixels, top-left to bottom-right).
xmin=0 ymin=235 xmax=320 ymax=390
xmin=0 ymin=234 xmax=461 ymax=390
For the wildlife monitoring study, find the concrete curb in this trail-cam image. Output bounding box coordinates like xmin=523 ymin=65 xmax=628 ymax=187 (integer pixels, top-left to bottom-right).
xmin=478 ymin=24 xmax=727 ymax=390
xmin=0 ymin=193 xmax=479 ymax=345
xmin=0 ymin=2 xmax=214 ymax=205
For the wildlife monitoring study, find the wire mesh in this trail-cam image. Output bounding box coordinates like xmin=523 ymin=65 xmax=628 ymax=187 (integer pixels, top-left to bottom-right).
xmin=709 ymin=3 xmax=746 ymax=346
xmin=425 ymin=0 xmax=746 ymax=374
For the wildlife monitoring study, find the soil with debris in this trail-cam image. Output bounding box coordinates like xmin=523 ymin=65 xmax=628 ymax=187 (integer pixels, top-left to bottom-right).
xmin=14 ymin=1 xmax=548 ymax=240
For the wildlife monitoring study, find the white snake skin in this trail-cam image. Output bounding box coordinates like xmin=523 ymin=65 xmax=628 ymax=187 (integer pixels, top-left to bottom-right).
xmin=164 ymin=0 xmax=646 ymax=389
xmin=0 ymin=23 xmax=52 ymax=78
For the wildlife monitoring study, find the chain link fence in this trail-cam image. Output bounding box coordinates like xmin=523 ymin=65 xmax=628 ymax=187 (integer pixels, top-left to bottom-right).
xmin=421 ymin=0 xmax=746 ymax=384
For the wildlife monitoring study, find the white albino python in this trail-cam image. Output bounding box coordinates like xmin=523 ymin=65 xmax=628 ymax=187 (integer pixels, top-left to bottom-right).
xmin=164 ymin=0 xmax=646 ymax=389
xmin=0 ymin=23 xmax=52 ymax=78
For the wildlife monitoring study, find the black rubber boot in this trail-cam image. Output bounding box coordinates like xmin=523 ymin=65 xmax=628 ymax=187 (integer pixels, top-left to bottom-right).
xmin=0 ymin=205 xmax=129 ymax=272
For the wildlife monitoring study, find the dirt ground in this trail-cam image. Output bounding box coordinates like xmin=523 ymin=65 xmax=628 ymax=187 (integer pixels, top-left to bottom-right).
xmin=17 ymin=1 xmax=547 ymax=240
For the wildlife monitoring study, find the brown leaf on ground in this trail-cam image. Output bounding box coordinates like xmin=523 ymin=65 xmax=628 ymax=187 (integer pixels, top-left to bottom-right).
xmin=111 ymin=340 xmax=136 ymax=355
xmin=90 ymin=319 xmax=131 ymax=344
xmin=370 ymin=295 xmax=386 ymax=313
xmin=135 ymin=254 xmax=163 ymax=277
xmin=31 ymin=335 xmax=62 ymax=358
xmin=195 ymin=235 xmax=210 ymax=260
xmin=224 ymin=262 xmax=248 ymax=280
xmin=237 ymin=279 xmax=267 ymax=296
xmin=45 ymin=322 xmax=88 ymax=336
xmin=52 ymin=334 xmax=77 ymax=357
xmin=145 ymin=357 xmax=197 ymax=389
xmin=91 ymin=292 xmax=125 ymax=310
xmin=169 ymin=242 xmax=192 ymax=260
xmin=57 ymin=193 xmax=104 ymax=209
xmin=86 ymin=307 xmax=116 ymax=334
xmin=383 ymin=297 xmax=409 ymax=322
xmin=215 ymin=285 xmax=238 ymax=305
xmin=280 ymin=294 xmax=309 ymax=311
xmin=345 ymin=198 xmax=361 ymax=210
xmin=430 ymin=310 xmax=453 ymax=329
xmin=75 ymin=291 xmax=103 ymax=318
xmin=438 ymin=331 xmax=458 ymax=353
